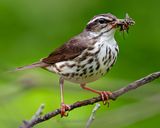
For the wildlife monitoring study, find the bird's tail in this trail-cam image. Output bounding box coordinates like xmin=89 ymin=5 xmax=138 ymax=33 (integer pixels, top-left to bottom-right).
xmin=12 ymin=61 xmax=49 ymax=72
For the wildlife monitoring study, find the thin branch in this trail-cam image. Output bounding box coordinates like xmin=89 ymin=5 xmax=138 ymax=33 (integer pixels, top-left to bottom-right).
xmin=20 ymin=71 xmax=160 ymax=128
xmin=86 ymin=103 xmax=100 ymax=128
xmin=30 ymin=104 xmax=45 ymax=121
xmin=20 ymin=104 xmax=45 ymax=128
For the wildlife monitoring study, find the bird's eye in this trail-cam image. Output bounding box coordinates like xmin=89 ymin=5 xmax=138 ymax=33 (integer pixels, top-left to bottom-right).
xmin=97 ymin=18 xmax=107 ymax=24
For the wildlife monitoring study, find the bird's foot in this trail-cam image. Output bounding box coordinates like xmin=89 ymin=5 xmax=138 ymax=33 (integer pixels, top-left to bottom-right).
xmin=80 ymin=84 xmax=112 ymax=106
xmin=60 ymin=103 xmax=71 ymax=117
xmin=97 ymin=91 xmax=112 ymax=106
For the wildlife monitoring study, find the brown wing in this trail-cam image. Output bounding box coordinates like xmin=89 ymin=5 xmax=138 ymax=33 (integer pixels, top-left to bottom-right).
xmin=42 ymin=36 xmax=90 ymax=64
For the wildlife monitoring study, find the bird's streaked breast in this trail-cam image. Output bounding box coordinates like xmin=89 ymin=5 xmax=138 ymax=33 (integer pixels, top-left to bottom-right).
xmin=45 ymin=37 xmax=118 ymax=84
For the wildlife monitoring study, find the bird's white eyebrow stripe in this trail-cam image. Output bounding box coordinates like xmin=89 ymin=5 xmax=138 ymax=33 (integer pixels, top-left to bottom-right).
xmin=88 ymin=16 xmax=112 ymax=25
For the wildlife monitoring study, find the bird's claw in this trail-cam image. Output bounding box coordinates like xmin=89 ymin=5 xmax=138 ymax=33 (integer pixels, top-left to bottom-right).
xmin=99 ymin=91 xmax=112 ymax=106
xmin=60 ymin=103 xmax=71 ymax=117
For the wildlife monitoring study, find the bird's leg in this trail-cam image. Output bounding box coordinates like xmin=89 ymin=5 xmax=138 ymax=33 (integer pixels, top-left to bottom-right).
xmin=59 ymin=77 xmax=71 ymax=117
xmin=80 ymin=84 xmax=112 ymax=106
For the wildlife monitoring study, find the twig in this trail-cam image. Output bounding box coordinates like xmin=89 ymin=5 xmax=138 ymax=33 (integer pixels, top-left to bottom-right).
xmin=19 ymin=71 xmax=160 ymax=128
xmin=86 ymin=103 xmax=100 ymax=128
xmin=30 ymin=104 xmax=45 ymax=121
xmin=20 ymin=104 xmax=45 ymax=128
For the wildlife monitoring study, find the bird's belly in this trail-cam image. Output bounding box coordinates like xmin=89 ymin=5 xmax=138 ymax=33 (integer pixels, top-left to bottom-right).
xmin=54 ymin=64 xmax=108 ymax=84
xmin=61 ymin=58 xmax=115 ymax=84
xmin=45 ymin=44 xmax=118 ymax=84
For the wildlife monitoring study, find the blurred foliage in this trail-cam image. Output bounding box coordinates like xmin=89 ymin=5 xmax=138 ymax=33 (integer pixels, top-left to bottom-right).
xmin=0 ymin=0 xmax=160 ymax=128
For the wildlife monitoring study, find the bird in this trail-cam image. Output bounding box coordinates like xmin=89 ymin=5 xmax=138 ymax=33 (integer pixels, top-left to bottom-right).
xmin=15 ymin=13 xmax=135 ymax=117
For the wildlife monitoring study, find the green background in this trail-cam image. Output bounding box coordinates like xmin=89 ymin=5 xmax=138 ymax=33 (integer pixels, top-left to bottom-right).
xmin=0 ymin=0 xmax=160 ymax=128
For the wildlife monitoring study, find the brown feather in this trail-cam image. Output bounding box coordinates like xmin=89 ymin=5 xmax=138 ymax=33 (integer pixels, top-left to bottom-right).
xmin=42 ymin=33 xmax=94 ymax=64
xmin=11 ymin=61 xmax=48 ymax=72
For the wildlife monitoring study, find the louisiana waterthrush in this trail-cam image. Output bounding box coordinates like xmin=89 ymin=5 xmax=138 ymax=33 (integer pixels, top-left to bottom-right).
xmin=16 ymin=13 xmax=135 ymax=117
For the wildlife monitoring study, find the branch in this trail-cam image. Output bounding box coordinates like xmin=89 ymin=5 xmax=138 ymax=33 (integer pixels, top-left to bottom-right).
xmin=20 ymin=104 xmax=45 ymax=128
xmin=30 ymin=104 xmax=45 ymax=121
xmin=20 ymin=71 xmax=160 ymax=128
xmin=86 ymin=103 xmax=100 ymax=128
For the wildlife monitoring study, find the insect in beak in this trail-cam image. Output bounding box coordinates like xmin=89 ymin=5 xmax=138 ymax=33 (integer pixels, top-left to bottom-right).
xmin=116 ymin=13 xmax=135 ymax=33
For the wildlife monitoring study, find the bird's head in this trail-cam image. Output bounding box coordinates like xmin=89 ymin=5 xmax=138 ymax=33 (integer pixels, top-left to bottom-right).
xmin=85 ymin=13 xmax=135 ymax=37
